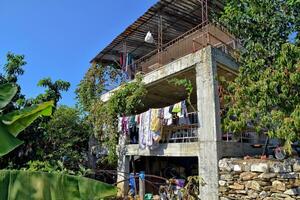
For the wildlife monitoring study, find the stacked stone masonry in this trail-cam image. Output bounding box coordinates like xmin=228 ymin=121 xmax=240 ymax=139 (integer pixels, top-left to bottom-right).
xmin=219 ymin=158 xmax=300 ymax=200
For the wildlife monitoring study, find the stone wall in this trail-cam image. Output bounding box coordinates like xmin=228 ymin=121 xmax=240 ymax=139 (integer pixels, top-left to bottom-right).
xmin=218 ymin=158 xmax=300 ymax=199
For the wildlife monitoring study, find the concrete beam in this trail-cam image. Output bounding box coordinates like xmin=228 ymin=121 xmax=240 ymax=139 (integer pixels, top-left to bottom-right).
xmin=100 ymin=47 xmax=208 ymax=102
xmin=124 ymin=141 xmax=261 ymax=157
xmin=125 ymin=142 xmax=200 ymax=157
xmin=212 ymin=48 xmax=239 ymax=72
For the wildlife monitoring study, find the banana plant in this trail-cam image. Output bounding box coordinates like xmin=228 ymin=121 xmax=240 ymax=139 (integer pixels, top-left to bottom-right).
xmin=0 ymin=83 xmax=54 ymax=157
xmin=0 ymin=170 xmax=117 ymax=200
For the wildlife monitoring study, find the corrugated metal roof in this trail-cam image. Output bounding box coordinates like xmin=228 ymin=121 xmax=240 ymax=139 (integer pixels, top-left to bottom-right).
xmin=91 ymin=0 xmax=224 ymax=64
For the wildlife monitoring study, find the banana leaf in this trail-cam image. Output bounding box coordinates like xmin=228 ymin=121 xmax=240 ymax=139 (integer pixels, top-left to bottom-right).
xmin=1 ymin=101 xmax=53 ymax=136
xmin=0 ymin=83 xmax=17 ymax=110
xmin=0 ymin=124 xmax=23 ymax=157
xmin=0 ymin=101 xmax=54 ymax=156
xmin=0 ymin=170 xmax=117 ymax=200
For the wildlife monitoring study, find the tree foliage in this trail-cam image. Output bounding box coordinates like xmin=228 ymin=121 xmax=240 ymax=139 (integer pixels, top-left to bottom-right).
xmin=76 ymin=64 xmax=106 ymax=112
xmin=76 ymin=63 xmax=146 ymax=164
xmin=1 ymin=52 xmax=26 ymax=84
xmin=220 ymin=0 xmax=300 ymax=152
xmin=220 ymin=0 xmax=298 ymax=54
xmin=41 ymin=106 xmax=89 ymax=171
xmin=0 ymin=53 xmax=72 ymax=170
xmin=36 ymin=77 xmax=70 ymax=107
xmin=102 ymin=75 xmax=147 ymax=163
xmin=168 ymin=78 xmax=196 ymax=112
xmin=0 ymin=53 xmax=27 ymax=111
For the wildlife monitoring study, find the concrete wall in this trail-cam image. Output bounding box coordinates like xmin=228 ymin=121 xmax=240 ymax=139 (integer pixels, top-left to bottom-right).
xmin=124 ymin=141 xmax=262 ymax=158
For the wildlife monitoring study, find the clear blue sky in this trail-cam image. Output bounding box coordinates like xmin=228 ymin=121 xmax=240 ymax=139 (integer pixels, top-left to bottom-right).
xmin=0 ymin=0 xmax=157 ymax=106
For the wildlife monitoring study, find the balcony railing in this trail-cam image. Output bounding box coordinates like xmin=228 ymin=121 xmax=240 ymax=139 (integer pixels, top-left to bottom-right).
xmin=127 ymin=22 xmax=240 ymax=78
xmin=127 ymin=112 xmax=199 ymax=145
xmin=161 ymin=112 xmax=198 ymax=143
xmin=125 ymin=109 xmax=257 ymax=146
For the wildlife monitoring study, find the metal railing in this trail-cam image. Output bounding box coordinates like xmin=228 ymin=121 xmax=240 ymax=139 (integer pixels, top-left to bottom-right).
xmin=126 ymin=112 xmax=199 ymax=145
xmin=161 ymin=112 xmax=199 ymax=143
xmin=127 ymin=22 xmax=240 ymax=77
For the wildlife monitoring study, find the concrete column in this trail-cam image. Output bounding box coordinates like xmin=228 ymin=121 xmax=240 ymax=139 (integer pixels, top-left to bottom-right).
xmin=116 ymin=134 xmax=130 ymax=197
xmin=196 ymin=46 xmax=221 ymax=200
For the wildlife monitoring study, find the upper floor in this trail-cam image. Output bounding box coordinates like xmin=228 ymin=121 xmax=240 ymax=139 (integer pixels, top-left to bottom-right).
xmin=94 ymin=0 xmax=264 ymax=157
xmin=91 ymin=0 xmax=239 ymax=80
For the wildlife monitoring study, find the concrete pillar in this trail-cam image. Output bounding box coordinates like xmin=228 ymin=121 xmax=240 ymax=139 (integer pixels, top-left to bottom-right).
xmin=116 ymin=134 xmax=130 ymax=197
xmin=196 ymin=46 xmax=221 ymax=200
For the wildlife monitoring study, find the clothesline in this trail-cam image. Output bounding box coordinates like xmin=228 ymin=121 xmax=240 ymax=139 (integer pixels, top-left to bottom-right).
xmin=118 ymin=100 xmax=194 ymax=150
xmin=120 ymin=52 xmax=136 ymax=79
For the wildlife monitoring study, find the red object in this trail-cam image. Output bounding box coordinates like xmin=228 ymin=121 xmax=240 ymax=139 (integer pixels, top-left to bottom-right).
xmin=260 ymin=155 xmax=267 ymax=160
xmin=120 ymin=53 xmax=123 ymax=69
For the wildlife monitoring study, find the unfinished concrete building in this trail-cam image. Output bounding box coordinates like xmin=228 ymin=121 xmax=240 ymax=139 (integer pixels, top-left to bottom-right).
xmin=91 ymin=0 xmax=261 ymax=199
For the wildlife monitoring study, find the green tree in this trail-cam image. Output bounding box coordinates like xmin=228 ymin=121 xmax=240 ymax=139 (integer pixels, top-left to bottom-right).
xmin=11 ymin=78 xmax=71 ymax=169
xmin=220 ymin=0 xmax=300 ymax=152
xmin=0 ymin=52 xmax=27 ymax=111
xmin=220 ymin=0 xmax=298 ymax=55
xmin=0 ymin=53 xmax=72 ymax=169
xmin=0 ymin=52 xmax=26 ymax=84
xmin=41 ymin=106 xmax=89 ymax=171
xmin=36 ymin=77 xmax=70 ymax=107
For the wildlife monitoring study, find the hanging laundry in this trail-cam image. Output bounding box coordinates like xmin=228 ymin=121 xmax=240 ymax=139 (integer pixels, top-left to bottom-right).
xmin=128 ymin=115 xmax=137 ymax=143
xmin=127 ymin=53 xmax=133 ymax=65
xmin=130 ymin=59 xmax=136 ymax=73
xmin=129 ymin=115 xmax=136 ymax=128
xmin=150 ymin=108 xmax=161 ymax=132
xmin=117 ymin=100 xmax=197 ymax=149
xmin=145 ymin=110 xmax=153 ymax=147
xmin=120 ymin=53 xmax=123 ymax=69
xmin=118 ymin=116 xmax=122 ymax=132
xmin=179 ymin=100 xmax=190 ymax=125
xmin=121 ymin=116 xmax=129 ymax=134
xmin=125 ymin=53 xmax=129 ymax=72
xmin=172 ymin=102 xmax=182 ymax=113
xmin=150 ymin=108 xmax=162 ymax=149
xmin=129 ymin=126 xmax=138 ymax=144
xmin=139 ymin=110 xmax=151 ymax=149
xmin=123 ymin=52 xmax=126 ymax=66
xmin=164 ymin=106 xmax=172 ymax=126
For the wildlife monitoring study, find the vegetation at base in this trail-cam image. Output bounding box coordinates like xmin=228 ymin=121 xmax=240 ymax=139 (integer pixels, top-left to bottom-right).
xmin=219 ymin=0 xmax=300 ymax=153
xmin=0 ymin=170 xmax=116 ymax=200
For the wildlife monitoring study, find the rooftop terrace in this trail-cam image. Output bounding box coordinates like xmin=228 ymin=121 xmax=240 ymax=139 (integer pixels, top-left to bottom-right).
xmin=91 ymin=0 xmax=239 ymax=78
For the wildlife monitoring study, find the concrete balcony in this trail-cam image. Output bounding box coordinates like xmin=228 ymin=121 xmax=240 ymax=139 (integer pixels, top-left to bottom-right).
xmin=123 ymin=140 xmax=262 ymax=158
xmin=125 ymin=142 xmax=200 ymax=157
